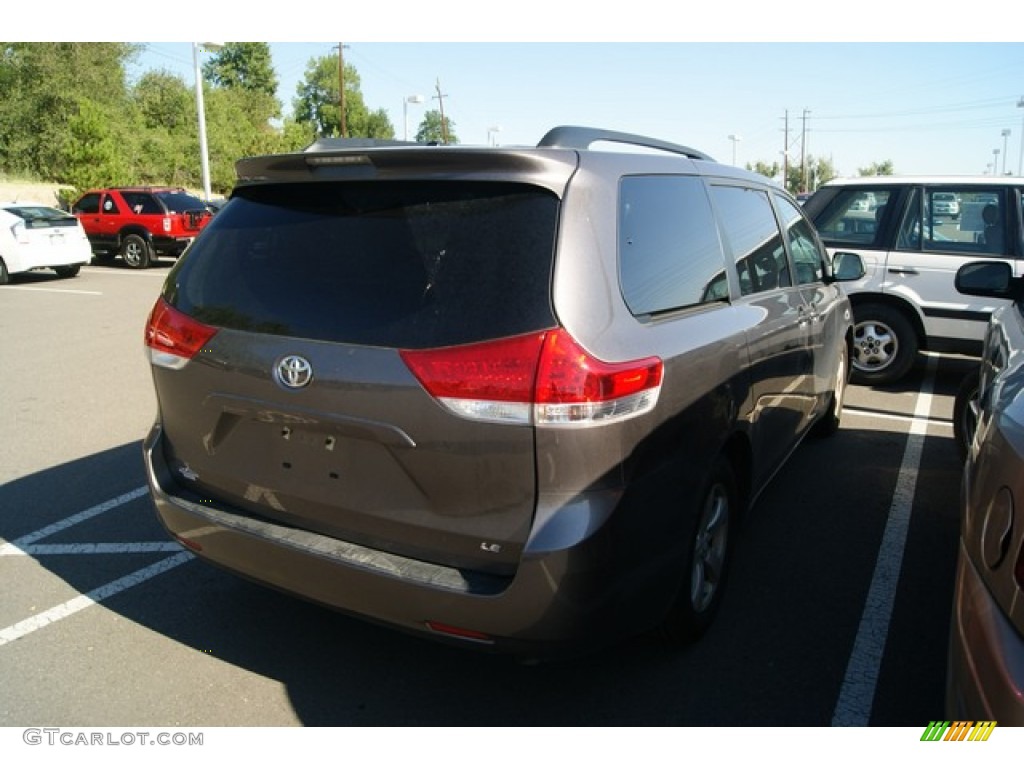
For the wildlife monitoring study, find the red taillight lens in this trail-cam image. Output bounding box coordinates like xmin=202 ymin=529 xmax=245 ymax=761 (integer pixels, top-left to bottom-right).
xmin=535 ymin=329 xmax=663 ymax=404
xmin=401 ymin=329 xmax=663 ymax=426
xmin=145 ymin=298 xmax=217 ymax=369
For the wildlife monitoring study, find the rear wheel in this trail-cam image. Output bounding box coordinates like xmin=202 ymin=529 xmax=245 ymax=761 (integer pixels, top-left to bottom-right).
xmin=813 ymin=343 xmax=848 ymax=438
xmin=662 ymin=455 xmax=737 ymax=644
xmin=120 ymin=234 xmax=151 ymax=269
xmin=953 ymin=367 xmax=981 ymax=461
xmin=0 ymin=258 xmax=9 ymax=285
xmin=851 ymin=303 xmax=917 ymax=386
xmin=53 ymin=265 xmax=80 ymax=279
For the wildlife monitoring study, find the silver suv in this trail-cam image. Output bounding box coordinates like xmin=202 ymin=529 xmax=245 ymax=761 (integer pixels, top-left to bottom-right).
xmin=143 ymin=126 xmax=860 ymax=658
xmin=805 ymin=176 xmax=1021 ymax=385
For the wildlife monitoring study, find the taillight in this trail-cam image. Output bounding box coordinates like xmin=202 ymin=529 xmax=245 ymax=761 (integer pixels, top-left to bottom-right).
xmin=401 ymin=329 xmax=663 ymax=427
xmin=162 ymin=217 xmax=171 ymax=233
xmin=145 ymin=298 xmax=217 ymax=370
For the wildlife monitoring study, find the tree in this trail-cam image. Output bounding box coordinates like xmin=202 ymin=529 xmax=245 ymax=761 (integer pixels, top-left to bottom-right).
xmin=858 ymin=160 xmax=895 ymax=176
xmin=203 ymin=43 xmax=278 ymax=101
xmin=0 ymin=42 xmax=138 ymax=180
xmin=292 ymin=54 xmax=394 ymax=139
xmin=415 ymin=109 xmax=458 ymax=145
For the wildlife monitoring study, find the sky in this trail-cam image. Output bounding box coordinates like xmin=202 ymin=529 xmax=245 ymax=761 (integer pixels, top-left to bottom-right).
xmin=15 ymin=3 xmax=1024 ymax=179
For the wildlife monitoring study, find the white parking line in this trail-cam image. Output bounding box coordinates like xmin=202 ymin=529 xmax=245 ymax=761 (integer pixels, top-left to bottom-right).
xmin=0 ymin=552 xmax=193 ymax=647
xmin=1 ymin=487 xmax=148 ymax=551
xmin=1 ymin=286 xmax=102 ymax=295
xmin=0 ymin=487 xmax=193 ymax=647
xmin=831 ymin=355 xmax=938 ymax=726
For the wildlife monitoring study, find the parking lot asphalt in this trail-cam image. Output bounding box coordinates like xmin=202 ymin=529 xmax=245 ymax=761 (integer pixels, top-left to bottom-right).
xmin=0 ymin=263 xmax=970 ymax=726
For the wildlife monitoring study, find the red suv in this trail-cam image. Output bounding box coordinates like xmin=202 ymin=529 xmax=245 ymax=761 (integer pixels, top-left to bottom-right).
xmin=71 ymin=187 xmax=213 ymax=268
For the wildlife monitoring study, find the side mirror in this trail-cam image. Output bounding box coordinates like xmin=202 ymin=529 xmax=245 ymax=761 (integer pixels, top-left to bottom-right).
xmin=955 ymin=261 xmax=1019 ymax=300
xmin=828 ymin=251 xmax=866 ymax=283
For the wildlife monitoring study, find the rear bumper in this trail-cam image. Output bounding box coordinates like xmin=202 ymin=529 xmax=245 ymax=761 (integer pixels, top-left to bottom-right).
xmin=151 ymin=236 xmax=194 ymax=257
xmin=945 ymin=543 xmax=1024 ymax=724
xmin=142 ymin=423 xmax=676 ymax=658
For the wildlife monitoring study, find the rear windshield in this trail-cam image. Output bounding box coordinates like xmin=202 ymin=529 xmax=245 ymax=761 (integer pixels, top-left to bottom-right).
xmin=165 ymin=181 xmax=559 ymax=348
xmin=4 ymin=205 xmax=79 ymax=228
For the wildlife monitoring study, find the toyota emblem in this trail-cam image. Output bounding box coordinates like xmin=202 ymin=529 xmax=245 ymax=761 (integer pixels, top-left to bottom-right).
xmin=275 ymin=355 xmax=313 ymax=389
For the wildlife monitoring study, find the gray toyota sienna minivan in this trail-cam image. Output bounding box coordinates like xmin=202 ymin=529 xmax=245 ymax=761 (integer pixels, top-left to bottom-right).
xmin=143 ymin=126 xmax=860 ymax=658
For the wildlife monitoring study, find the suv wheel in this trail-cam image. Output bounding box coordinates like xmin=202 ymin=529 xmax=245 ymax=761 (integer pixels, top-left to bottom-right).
xmin=0 ymin=258 xmax=9 ymax=285
xmin=662 ymin=456 xmax=736 ymax=644
xmin=851 ymin=304 xmax=917 ymax=385
xmin=121 ymin=234 xmax=152 ymax=269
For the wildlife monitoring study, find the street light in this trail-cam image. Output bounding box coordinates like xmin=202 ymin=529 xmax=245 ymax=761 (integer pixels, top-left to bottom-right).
xmin=193 ymin=42 xmax=223 ymax=202
xmin=1001 ymin=129 xmax=1011 ymax=175
xmin=487 ymin=125 xmax=502 ymax=146
xmin=1017 ymin=97 xmax=1024 ymax=175
xmin=727 ymin=134 xmax=742 ymax=166
xmin=993 ymin=148 xmax=1000 ymax=176
xmin=403 ymin=95 xmax=424 ymax=142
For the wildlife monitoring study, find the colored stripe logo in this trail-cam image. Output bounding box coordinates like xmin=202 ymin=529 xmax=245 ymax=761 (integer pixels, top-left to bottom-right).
xmin=921 ymin=721 xmax=997 ymax=741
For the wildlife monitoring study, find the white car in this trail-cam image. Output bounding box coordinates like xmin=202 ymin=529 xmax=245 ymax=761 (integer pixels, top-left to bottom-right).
xmin=805 ymin=176 xmax=1022 ymax=385
xmin=0 ymin=202 xmax=92 ymax=284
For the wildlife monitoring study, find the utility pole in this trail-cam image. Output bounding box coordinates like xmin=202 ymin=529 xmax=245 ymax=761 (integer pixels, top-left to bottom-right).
xmin=337 ymin=43 xmax=349 ymax=138
xmin=782 ymin=110 xmax=789 ymax=190
xmin=800 ymin=109 xmax=810 ymax=193
xmin=434 ymin=78 xmax=449 ymax=145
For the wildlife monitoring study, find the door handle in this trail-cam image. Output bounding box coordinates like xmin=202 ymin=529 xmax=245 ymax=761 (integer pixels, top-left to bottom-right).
xmin=888 ymin=267 xmax=919 ymax=276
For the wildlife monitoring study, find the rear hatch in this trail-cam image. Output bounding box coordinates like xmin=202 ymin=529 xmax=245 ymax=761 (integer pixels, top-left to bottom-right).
xmin=5 ymin=205 xmax=90 ymax=261
xmin=148 ymin=172 xmax=565 ymax=576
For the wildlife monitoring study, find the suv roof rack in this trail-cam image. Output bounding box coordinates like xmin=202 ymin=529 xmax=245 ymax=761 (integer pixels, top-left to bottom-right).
xmin=538 ymin=126 xmax=714 ymax=162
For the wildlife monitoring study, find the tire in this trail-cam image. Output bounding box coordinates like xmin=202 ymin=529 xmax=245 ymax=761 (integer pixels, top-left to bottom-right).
xmin=662 ymin=456 xmax=737 ymax=644
xmin=813 ymin=343 xmax=848 ymax=438
xmin=0 ymin=258 xmax=9 ymax=285
xmin=53 ymin=265 xmax=80 ymax=279
xmin=120 ymin=234 xmax=151 ymax=269
xmin=850 ymin=303 xmax=918 ymax=386
xmin=953 ymin=367 xmax=981 ymax=461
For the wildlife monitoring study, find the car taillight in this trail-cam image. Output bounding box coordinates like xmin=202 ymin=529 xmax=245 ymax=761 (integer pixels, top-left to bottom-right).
xmin=400 ymin=329 xmax=663 ymax=427
xmin=162 ymin=217 xmax=171 ymax=233
xmin=145 ymin=298 xmax=217 ymax=370
xmin=11 ymin=221 xmax=28 ymax=244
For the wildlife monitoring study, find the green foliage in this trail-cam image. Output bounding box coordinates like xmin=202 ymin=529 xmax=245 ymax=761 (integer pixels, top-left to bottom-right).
xmin=203 ymin=43 xmax=279 ymax=103
xmin=0 ymin=42 xmax=398 ymax=194
xmin=292 ymin=55 xmax=395 ymax=139
xmin=415 ymin=109 xmax=458 ymax=145
xmin=858 ymin=160 xmax=895 ymax=176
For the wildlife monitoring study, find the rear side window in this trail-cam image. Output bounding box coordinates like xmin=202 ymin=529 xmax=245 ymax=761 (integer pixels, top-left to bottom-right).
xmin=122 ymin=192 xmax=163 ymax=215
xmin=711 ymin=185 xmax=790 ymax=296
xmin=618 ymin=175 xmax=727 ymax=315
xmin=165 ymin=181 xmax=559 ymax=349
xmin=897 ymin=187 xmax=1011 ymax=256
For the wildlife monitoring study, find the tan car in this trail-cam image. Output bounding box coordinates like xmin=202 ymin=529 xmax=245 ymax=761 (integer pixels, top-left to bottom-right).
xmin=946 ymin=261 xmax=1024 ymax=724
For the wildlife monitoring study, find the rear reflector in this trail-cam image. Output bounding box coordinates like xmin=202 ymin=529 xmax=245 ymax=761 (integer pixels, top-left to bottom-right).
xmin=145 ymin=298 xmax=218 ymax=370
xmin=401 ymin=329 xmax=663 ymax=427
xmin=425 ymin=621 xmax=493 ymax=644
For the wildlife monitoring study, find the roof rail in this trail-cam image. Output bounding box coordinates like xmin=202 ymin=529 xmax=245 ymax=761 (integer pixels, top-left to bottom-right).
xmin=537 ymin=126 xmax=714 ymax=161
